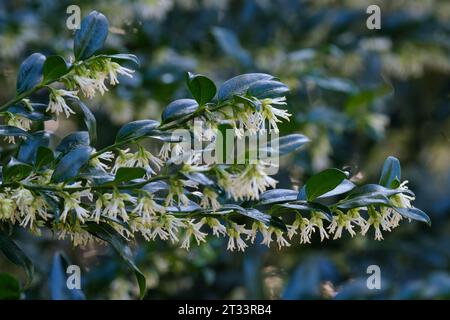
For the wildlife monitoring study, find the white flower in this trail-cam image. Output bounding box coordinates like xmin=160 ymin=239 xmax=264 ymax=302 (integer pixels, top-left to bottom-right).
xmin=6 ymin=115 xmax=32 ymax=143
xmin=104 ymin=60 xmax=134 ymax=85
xmin=160 ymin=215 xmax=185 ymax=242
xmin=229 ymin=163 xmax=277 ymax=201
xmin=180 ymin=219 xmax=207 ymax=250
xmin=12 ymin=188 xmax=50 ymax=228
xmin=60 ymin=192 xmax=90 ymax=223
xmin=165 ymin=180 xmax=194 ymax=207
xmin=102 ymin=191 xmax=137 ymax=222
xmin=90 ymin=151 xmax=114 ymax=171
xmin=201 ymin=217 xmax=226 ymax=237
xmin=287 ymin=215 xmax=312 ymax=244
xmin=361 ymin=207 xmax=388 ymax=241
xmin=274 ymin=229 xmax=290 ymax=249
xmin=158 ymin=143 xmax=172 ymax=160
xmin=227 ymin=223 xmax=251 ymax=252
xmin=47 ymin=89 xmax=79 ymax=118
xmin=260 ymin=97 xmax=291 ymax=133
xmin=0 ymin=193 xmax=15 ymax=221
xmin=73 ymin=75 xmax=98 ymax=99
xmin=199 ymin=188 xmax=221 ymax=211
xmin=132 ymin=195 xmax=165 ymax=224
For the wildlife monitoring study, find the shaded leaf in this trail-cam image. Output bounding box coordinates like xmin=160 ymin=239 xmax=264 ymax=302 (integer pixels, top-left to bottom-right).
xmin=186 ymin=72 xmax=216 ymax=105
xmin=74 ymin=11 xmax=109 ymax=60
xmin=116 ymin=120 xmax=159 ymax=143
xmin=16 ymin=53 xmax=45 ymax=94
xmin=43 ymin=55 xmax=69 ymax=82
xmin=305 ymin=169 xmax=347 ymax=201
xmin=51 ymin=146 xmax=92 ymax=183
xmin=161 ymin=99 xmax=199 ymax=124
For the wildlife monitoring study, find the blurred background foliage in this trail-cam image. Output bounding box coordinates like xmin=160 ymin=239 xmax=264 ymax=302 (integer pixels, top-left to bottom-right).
xmin=0 ymin=0 xmax=449 ymax=299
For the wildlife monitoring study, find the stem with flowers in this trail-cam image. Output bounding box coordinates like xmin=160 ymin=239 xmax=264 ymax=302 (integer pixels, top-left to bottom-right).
xmin=0 ymin=11 xmax=430 ymax=299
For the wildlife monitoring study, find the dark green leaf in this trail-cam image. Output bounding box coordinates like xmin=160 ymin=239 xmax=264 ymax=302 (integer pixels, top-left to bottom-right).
xmin=277 ymin=201 xmax=333 ymax=221
xmin=74 ymin=11 xmax=109 ymax=60
xmin=51 ymin=146 xmax=92 ymax=183
xmin=186 ymin=72 xmax=216 ymax=105
xmin=42 ymin=55 xmax=69 ymax=82
xmin=379 ymin=156 xmax=401 ymax=188
xmin=115 ymin=120 xmax=159 ymax=143
xmin=68 ymin=100 xmax=97 ymax=144
xmin=161 ymin=99 xmax=199 ymax=124
xmin=233 ymin=95 xmax=262 ymax=111
xmin=305 ymin=168 xmax=347 ymax=201
xmin=257 ymin=189 xmax=298 ymax=205
xmin=17 ymin=131 xmax=51 ymax=164
xmin=56 ymin=131 xmax=90 ymax=154
xmin=86 ymin=222 xmax=146 ymax=299
xmin=217 ymin=73 xmax=274 ymax=101
xmin=2 ymin=158 xmax=32 ymax=182
xmin=318 ymin=179 xmax=356 ymax=199
xmin=0 ymin=273 xmax=21 ymax=300
xmin=337 ymin=193 xmax=391 ymax=210
xmin=348 ymin=184 xmax=414 ymax=199
xmin=0 ymin=231 xmax=34 ymax=286
xmin=0 ymin=125 xmax=31 ymax=140
xmin=111 ymin=167 xmax=146 ymax=185
xmin=16 ymin=53 xmax=45 ymax=94
xmin=247 ymin=80 xmax=289 ymax=99
xmin=35 ymin=146 xmax=55 ymax=170
xmin=8 ymin=103 xmax=54 ymax=121
xmin=394 ymin=207 xmax=431 ymax=226
xmin=97 ymin=53 xmax=139 ymax=65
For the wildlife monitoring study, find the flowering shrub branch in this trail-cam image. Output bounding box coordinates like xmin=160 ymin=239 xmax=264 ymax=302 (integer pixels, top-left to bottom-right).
xmin=0 ymin=11 xmax=430 ymax=298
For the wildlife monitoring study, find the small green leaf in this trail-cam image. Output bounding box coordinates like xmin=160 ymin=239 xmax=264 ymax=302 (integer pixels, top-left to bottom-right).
xmin=115 ymin=120 xmax=159 ymax=143
xmin=305 ymin=168 xmax=347 ymax=202
xmin=74 ymin=11 xmax=109 ymax=60
xmin=16 ymin=53 xmax=45 ymax=94
xmin=86 ymin=222 xmax=146 ymax=299
xmin=379 ymin=156 xmax=401 ymax=188
xmin=2 ymin=158 xmax=33 ymax=182
xmin=42 ymin=55 xmax=68 ymax=82
xmin=96 ymin=54 xmax=139 ymax=65
xmin=186 ymin=72 xmax=217 ymax=105
xmin=161 ymin=99 xmax=199 ymax=124
xmin=0 ymin=273 xmax=21 ymax=300
xmin=51 ymin=146 xmax=92 ymax=183
xmin=0 ymin=231 xmax=34 ymax=287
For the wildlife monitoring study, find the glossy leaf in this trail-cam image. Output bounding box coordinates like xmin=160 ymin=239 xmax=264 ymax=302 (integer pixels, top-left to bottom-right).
xmin=69 ymin=100 xmax=97 ymax=144
xmin=8 ymin=103 xmax=53 ymax=121
xmin=17 ymin=131 xmax=51 ymax=164
xmin=161 ymin=99 xmax=199 ymax=124
xmin=379 ymin=156 xmax=401 ymax=188
xmin=74 ymin=11 xmax=109 ymax=60
xmin=186 ymin=72 xmax=216 ymax=105
xmin=56 ymin=131 xmax=90 ymax=154
xmin=42 ymin=55 xmax=68 ymax=82
xmin=115 ymin=120 xmax=159 ymax=143
xmin=0 ymin=125 xmax=31 ymax=140
xmin=111 ymin=167 xmax=146 ymax=185
xmin=2 ymin=158 xmax=33 ymax=182
xmin=305 ymin=168 xmax=347 ymax=201
xmin=257 ymin=189 xmax=298 ymax=205
xmin=217 ymin=73 xmax=274 ymax=101
xmin=394 ymin=207 xmax=431 ymax=226
xmin=16 ymin=53 xmax=45 ymax=94
xmin=51 ymin=146 xmax=92 ymax=183
xmin=247 ymin=80 xmax=289 ymax=99
xmin=35 ymin=146 xmax=55 ymax=170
